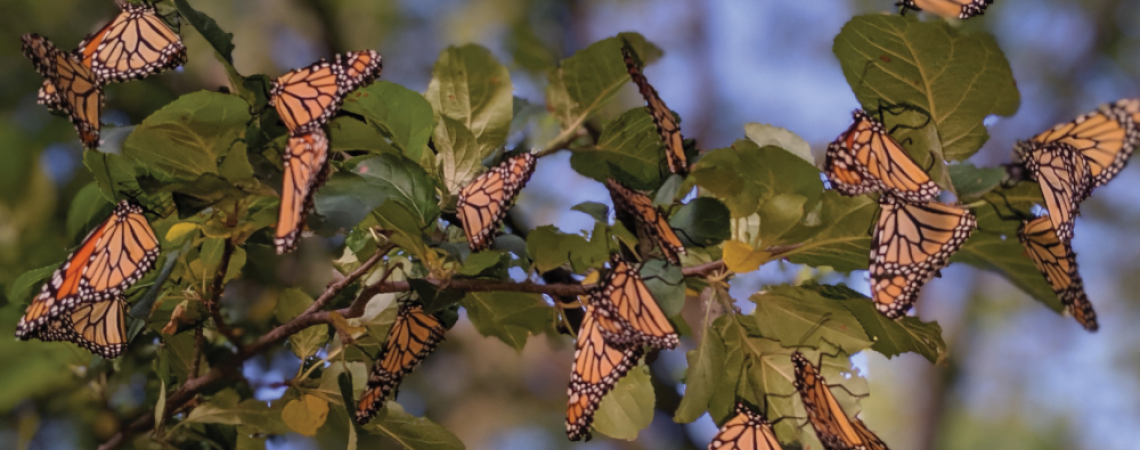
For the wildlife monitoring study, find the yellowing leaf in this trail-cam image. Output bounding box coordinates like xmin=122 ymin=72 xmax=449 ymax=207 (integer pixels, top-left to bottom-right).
xmin=723 ymin=240 xmax=771 ymax=273
xmin=165 ymin=222 xmax=199 ymax=244
xmin=328 ymin=311 xmax=367 ymax=340
xmin=281 ymin=394 xmax=329 ymax=436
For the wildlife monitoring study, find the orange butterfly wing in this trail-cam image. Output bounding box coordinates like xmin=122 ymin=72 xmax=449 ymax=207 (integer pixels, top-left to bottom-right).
xmin=456 ymin=153 xmax=537 ymax=251
xmin=275 ymin=130 xmax=331 ymax=254
xmin=870 ymin=196 xmax=975 ymax=318
xmin=271 ymin=61 xmax=345 ymax=134
xmin=356 ymin=303 xmax=446 ymax=424
xmin=708 ymin=402 xmax=784 ymax=450
xmin=77 ymin=2 xmax=187 ymax=82
xmin=566 ymin=304 xmax=644 ymax=441
xmin=592 ymin=254 xmax=678 ymax=349
xmin=622 ymin=46 xmax=688 ymax=175
xmin=606 ymin=178 xmax=686 ymax=264
xmin=792 ymin=352 xmax=890 ymax=450
xmin=22 ymin=33 xmax=104 ymax=148
xmin=1018 ymin=217 xmax=1098 ymax=331
xmin=825 ymin=110 xmax=940 ymax=203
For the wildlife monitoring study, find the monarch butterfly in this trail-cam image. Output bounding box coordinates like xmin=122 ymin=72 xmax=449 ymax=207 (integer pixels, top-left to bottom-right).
xmin=622 ymin=45 xmax=688 ymax=175
xmin=456 ymin=153 xmax=538 ymax=251
xmin=792 ymin=352 xmax=890 ymax=450
xmin=270 ymin=51 xmax=383 ymax=135
xmin=355 ymin=302 xmax=447 ymax=424
xmin=591 ymin=253 xmax=679 ymax=349
xmin=275 ymin=129 xmax=330 ymax=254
xmin=22 ymin=33 xmax=104 ymax=148
xmin=76 ymin=1 xmax=187 ymax=83
xmin=824 ymin=110 xmax=940 ymax=204
xmin=1018 ymin=217 xmax=1098 ymax=331
xmin=566 ymin=304 xmax=644 ymax=441
xmin=15 ymin=200 xmax=159 ymax=342
xmin=708 ymin=401 xmax=784 ymax=450
xmin=19 ymin=293 xmax=129 ymax=359
xmin=337 ymin=50 xmax=383 ymax=93
xmin=605 ymin=179 xmax=686 ymax=265
xmin=1012 ymin=142 xmax=1090 ymax=242
xmin=870 ymin=195 xmax=975 ymax=318
xmin=898 ymin=0 xmax=993 ymax=18
xmin=1019 ymin=99 xmax=1139 ymax=189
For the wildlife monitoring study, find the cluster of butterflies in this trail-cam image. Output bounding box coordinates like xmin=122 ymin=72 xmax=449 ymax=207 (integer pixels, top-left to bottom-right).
xmin=16 ymin=0 xmax=1137 ymax=448
xmin=21 ymin=1 xmax=187 ymax=148
xmin=707 ymin=350 xmax=890 ymax=450
xmin=824 ymin=96 xmax=1140 ymax=332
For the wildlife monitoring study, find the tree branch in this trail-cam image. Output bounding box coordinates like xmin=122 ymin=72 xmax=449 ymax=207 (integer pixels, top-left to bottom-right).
xmin=205 ymin=239 xmax=241 ymax=348
xmin=99 ymin=256 xmax=731 ymax=449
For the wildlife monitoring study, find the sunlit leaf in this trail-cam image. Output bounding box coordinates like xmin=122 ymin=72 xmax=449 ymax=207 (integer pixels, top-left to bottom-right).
xmin=593 ymin=365 xmax=654 ymax=440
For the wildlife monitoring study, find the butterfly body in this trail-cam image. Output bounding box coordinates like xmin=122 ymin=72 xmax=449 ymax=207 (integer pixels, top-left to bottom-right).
xmin=591 ymin=254 xmax=678 ymax=349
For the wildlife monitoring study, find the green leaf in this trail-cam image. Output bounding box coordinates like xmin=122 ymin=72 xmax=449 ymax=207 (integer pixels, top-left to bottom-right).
xmin=172 ymin=0 xmax=235 ymax=63
xmin=457 ymin=251 xmax=504 ymax=278
xmin=282 ymin=394 xmax=330 ymax=436
xmin=949 ymin=163 xmax=1006 ymax=200
xmin=812 ymin=284 xmax=946 ymax=362
xmin=460 ymin=292 xmax=554 ymax=351
xmin=571 ymin=201 xmax=610 ymax=223
xmin=744 ymin=123 xmax=813 ymax=165
xmin=425 ymin=44 xmax=513 ymax=157
xmin=312 ymin=172 xmax=389 ymax=235
xmin=782 ymin=191 xmax=877 ymax=272
xmin=954 ymin=184 xmax=1062 ymax=311
xmin=833 ymin=15 xmax=1019 ymax=163
xmin=758 ymin=194 xmax=809 ymax=244
xmin=750 ymin=284 xmax=873 ymax=355
xmin=183 ymin=389 xmax=292 ymax=435
xmin=374 ymin=201 xmax=430 ymax=260
xmin=669 ymin=197 xmax=731 ymax=247
xmin=342 ymin=82 xmax=436 ymax=163
xmin=123 ymin=91 xmax=250 ymax=182
xmin=433 ymin=116 xmax=484 ymax=195
xmin=525 ymin=225 xmax=608 ymax=273
xmin=276 ymin=289 xmax=329 ymax=359
xmin=691 ymin=140 xmax=822 ymax=218
xmin=546 ymin=32 xmax=661 ymax=130
xmin=66 ymin=183 xmax=112 ymax=239
xmin=674 ymin=321 xmax=726 ymax=423
xmin=640 ymin=260 xmax=685 ymax=317
xmin=363 ymin=401 xmax=465 ymax=450
xmin=408 ymin=279 xmax=464 ymax=314
xmin=8 ymin=264 xmax=56 ymax=305
xmin=570 ymin=108 xmax=667 ymax=190
xmin=329 ymin=117 xmax=400 ymax=155
xmin=351 ymin=154 xmax=440 ymax=225
xmin=593 ymin=365 xmax=654 ymax=440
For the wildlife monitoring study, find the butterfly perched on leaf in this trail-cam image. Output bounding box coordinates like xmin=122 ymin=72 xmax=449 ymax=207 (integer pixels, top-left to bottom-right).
xmin=275 ymin=129 xmax=330 ymax=254
xmin=870 ymin=195 xmax=975 ymax=318
xmin=591 ymin=253 xmax=679 ymax=349
xmin=824 ymin=110 xmax=941 ymax=204
xmin=566 ymin=303 xmax=644 ymax=441
xmin=15 ymin=200 xmax=160 ymax=358
xmin=622 ymin=43 xmax=690 ymax=175
xmin=356 ymin=302 xmax=447 ymax=424
xmin=456 ymin=152 xmax=538 ymax=251
xmin=1018 ymin=217 xmax=1098 ymax=331
xmin=605 ymin=178 xmax=686 ymax=265
xmin=898 ymin=0 xmax=993 ymax=19
xmin=707 ymin=401 xmax=784 ymax=450
xmin=270 ymin=50 xmax=382 ymax=135
xmin=792 ymin=352 xmax=890 ymax=450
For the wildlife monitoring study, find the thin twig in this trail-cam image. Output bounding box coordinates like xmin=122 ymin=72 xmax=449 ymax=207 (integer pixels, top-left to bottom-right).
xmin=205 ymin=239 xmax=241 ymax=349
xmin=302 ymin=243 xmax=395 ymax=317
xmin=188 ymin=324 xmax=204 ymax=380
